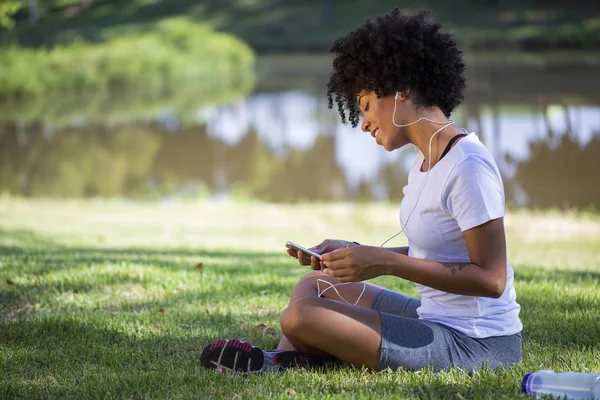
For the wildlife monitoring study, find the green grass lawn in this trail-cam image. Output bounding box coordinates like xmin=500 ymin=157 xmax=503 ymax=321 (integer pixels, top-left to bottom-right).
xmin=1 ymin=198 xmax=599 ymax=399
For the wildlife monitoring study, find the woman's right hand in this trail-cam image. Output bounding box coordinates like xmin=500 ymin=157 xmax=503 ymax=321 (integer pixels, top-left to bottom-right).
xmin=287 ymin=239 xmax=357 ymax=270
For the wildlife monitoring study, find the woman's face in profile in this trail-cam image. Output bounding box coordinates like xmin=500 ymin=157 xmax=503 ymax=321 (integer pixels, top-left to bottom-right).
xmin=357 ymin=90 xmax=408 ymax=152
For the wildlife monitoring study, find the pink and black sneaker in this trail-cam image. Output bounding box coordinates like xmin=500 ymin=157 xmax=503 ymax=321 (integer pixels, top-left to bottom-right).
xmin=200 ymin=339 xmax=334 ymax=374
xmin=201 ymin=339 xmax=265 ymax=374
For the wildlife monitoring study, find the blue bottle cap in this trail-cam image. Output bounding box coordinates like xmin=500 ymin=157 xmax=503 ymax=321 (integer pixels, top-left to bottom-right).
xmin=522 ymin=372 xmax=533 ymax=394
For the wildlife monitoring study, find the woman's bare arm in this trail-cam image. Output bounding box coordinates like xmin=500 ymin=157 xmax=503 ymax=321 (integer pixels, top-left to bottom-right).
xmin=321 ymin=218 xmax=507 ymax=298
xmin=383 ymin=218 xmax=507 ymax=298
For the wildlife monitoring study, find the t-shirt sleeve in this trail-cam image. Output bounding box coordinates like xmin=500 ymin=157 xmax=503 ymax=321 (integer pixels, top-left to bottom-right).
xmin=441 ymin=155 xmax=505 ymax=231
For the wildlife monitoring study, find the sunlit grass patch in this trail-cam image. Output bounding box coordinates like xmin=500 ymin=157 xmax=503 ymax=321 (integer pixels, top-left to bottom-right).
xmin=1 ymin=199 xmax=599 ymax=399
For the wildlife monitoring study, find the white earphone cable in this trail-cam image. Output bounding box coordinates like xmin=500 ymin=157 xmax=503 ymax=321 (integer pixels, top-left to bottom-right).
xmin=317 ymin=279 xmax=367 ymax=305
xmin=380 ymin=127 xmax=453 ymax=247
xmin=318 ymin=91 xmax=454 ymax=305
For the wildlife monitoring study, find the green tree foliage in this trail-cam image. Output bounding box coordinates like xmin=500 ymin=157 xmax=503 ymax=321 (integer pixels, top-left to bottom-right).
xmin=0 ymin=0 xmax=20 ymax=29
xmin=4 ymin=0 xmax=600 ymax=51
xmin=0 ymin=18 xmax=255 ymax=100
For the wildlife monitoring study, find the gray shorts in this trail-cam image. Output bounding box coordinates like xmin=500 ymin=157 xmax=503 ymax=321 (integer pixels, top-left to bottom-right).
xmin=372 ymin=289 xmax=522 ymax=372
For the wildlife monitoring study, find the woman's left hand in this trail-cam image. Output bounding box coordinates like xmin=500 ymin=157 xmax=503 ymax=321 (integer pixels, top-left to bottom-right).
xmin=320 ymin=246 xmax=394 ymax=282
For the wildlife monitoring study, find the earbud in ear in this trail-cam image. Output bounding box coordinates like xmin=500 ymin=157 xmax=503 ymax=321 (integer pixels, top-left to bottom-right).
xmin=395 ymin=92 xmax=400 ymax=100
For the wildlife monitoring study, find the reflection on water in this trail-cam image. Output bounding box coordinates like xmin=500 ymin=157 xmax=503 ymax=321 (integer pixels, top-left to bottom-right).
xmin=1 ymin=55 xmax=599 ymax=208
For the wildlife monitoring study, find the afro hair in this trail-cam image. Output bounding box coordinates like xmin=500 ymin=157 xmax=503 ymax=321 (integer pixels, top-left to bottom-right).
xmin=326 ymin=9 xmax=466 ymax=127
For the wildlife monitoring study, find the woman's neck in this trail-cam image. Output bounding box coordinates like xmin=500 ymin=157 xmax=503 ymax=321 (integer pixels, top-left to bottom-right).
xmin=405 ymin=109 xmax=462 ymax=171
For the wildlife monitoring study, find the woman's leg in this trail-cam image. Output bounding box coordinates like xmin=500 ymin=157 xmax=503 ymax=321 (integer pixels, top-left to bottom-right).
xmin=202 ymin=269 xmax=519 ymax=373
xmin=274 ymin=270 xmax=389 ymax=369
xmin=279 ymin=296 xmax=522 ymax=373
xmin=281 ymin=297 xmax=384 ymax=369
xmin=277 ymin=270 xmax=385 ymax=353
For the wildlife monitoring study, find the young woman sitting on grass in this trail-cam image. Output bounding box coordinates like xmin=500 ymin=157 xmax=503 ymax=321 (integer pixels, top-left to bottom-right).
xmin=201 ymin=8 xmax=523 ymax=374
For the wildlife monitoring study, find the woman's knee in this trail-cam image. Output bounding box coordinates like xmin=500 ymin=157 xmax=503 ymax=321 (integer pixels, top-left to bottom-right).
xmin=280 ymin=298 xmax=322 ymax=339
xmin=299 ymin=270 xmax=328 ymax=283
xmin=290 ymin=271 xmax=328 ymax=297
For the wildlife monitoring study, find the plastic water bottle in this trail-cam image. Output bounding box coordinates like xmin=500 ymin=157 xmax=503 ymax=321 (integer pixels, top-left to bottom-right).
xmin=522 ymin=370 xmax=600 ymax=399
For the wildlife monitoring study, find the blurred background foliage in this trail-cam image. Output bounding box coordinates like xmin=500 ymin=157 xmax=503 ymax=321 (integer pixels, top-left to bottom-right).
xmin=2 ymin=0 xmax=599 ymax=52
xmin=2 ymin=0 xmax=598 ymax=104
xmin=0 ymin=0 xmax=599 ymax=209
xmin=0 ymin=17 xmax=254 ymax=101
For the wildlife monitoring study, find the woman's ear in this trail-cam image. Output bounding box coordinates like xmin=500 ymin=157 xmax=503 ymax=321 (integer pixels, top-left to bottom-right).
xmin=397 ymin=88 xmax=411 ymax=101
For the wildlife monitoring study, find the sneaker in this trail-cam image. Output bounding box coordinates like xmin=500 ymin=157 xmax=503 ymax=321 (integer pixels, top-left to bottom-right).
xmin=200 ymin=339 xmax=333 ymax=374
xmin=201 ymin=339 xmax=264 ymax=375
xmin=273 ymin=351 xmax=330 ymax=369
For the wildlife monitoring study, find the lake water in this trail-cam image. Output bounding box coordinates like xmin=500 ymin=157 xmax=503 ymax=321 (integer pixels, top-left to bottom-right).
xmin=1 ymin=54 xmax=599 ymax=209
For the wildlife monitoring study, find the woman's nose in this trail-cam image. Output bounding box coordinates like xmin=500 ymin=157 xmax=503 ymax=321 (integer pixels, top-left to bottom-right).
xmin=361 ymin=118 xmax=370 ymax=133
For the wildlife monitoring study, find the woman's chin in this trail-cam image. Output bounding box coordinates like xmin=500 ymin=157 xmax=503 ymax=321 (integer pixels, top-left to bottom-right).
xmin=385 ymin=139 xmax=408 ymax=152
xmin=377 ymin=137 xmax=398 ymax=151
xmin=380 ymin=141 xmax=394 ymax=152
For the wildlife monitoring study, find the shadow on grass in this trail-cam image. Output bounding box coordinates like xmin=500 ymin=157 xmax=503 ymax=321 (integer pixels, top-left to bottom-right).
xmin=1 ymin=226 xmax=598 ymax=396
xmin=0 ymin=226 xmax=294 ymax=275
xmin=1 ymin=312 xmax=526 ymax=399
xmin=0 ymin=227 xmax=298 ymax=331
xmin=0 ymin=315 xmax=240 ymax=398
xmin=0 ymin=244 xmax=294 ymax=278
xmin=515 ymin=268 xmax=600 ymax=350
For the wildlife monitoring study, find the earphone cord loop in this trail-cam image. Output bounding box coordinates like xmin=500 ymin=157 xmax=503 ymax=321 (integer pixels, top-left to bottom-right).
xmin=382 ymin=92 xmax=454 ymax=248
xmin=317 ymin=279 xmax=367 ymax=306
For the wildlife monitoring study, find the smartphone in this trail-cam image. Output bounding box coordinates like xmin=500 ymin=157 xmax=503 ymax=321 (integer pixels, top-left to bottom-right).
xmin=285 ymin=241 xmax=322 ymax=260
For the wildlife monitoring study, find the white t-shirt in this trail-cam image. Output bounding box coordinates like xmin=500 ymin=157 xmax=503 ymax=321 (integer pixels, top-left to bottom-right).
xmin=400 ymin=133 xmax=522 ymax=338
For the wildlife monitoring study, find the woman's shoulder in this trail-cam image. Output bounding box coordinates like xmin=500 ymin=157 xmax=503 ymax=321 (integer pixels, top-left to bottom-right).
xmin=454 ymin=133 xmax=494 ymax=160
xmin=441 ymin=133 xmax=504 ymax=193
xmin=440 ymin=133 xmax=506 ymax=227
